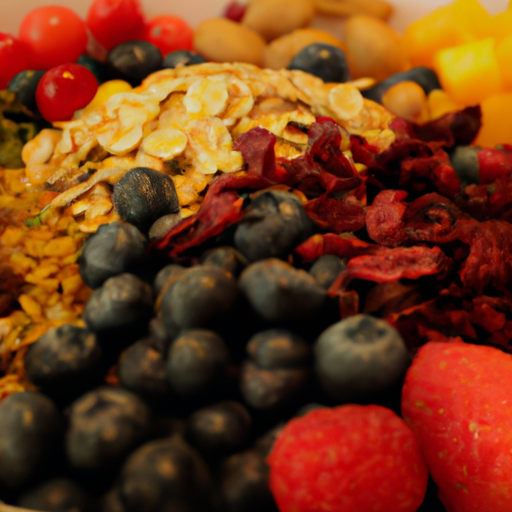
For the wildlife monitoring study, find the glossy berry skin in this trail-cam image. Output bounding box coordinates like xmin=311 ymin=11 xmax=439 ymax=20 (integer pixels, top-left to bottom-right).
xmin=362 ymin=66 xmax=441 ymax=103
xmin=86 ymin=0 xmax=146 ymax=51
xmin=79 ymin=221 xmax=147 ymax=290
xmin=0 ymin=33 xmax=30 ymax=90
xmin=234 ymin=190 xmax=315 ymax=262
xmin=107 ymin=41 xmax=162 ymax=86
xmin=162 ymin=50 xmax=207 ymax=69
xmin=144 ymin=15 xmax=194 ymax=56
xmin=65 ymin=386 xmax=151 ymax=471
xmin=17 ymin=478 xmax=92 ymax=512
xmin=287 ymin=43 xmax=351 ymax=83
xmin=402 ymin=342 xmax=512 ymax=512
xmin=35 ymin=64 xmax=98 ymax=122
xmin=268 ymin=404 xmax=428 ymax=512
xmin=18 ymin=6 xmax=88 ymax=70
xmin=314 ymin=314 xmax=410 ymax=401
xmin=112 ymin=167 xmax=180 ymax=233
xmin=83 ymin=273 xmax=154 ymax=333
xmin=239 ymin=259 xmax=326 ymax=322
xmin=24 ymin=325 xmax=103 ymax=403
xmin=113 ymin=437 xmax=216 ymax=512
xmin=0 ymin=392 xmax=62 ymax=490
xmin=8 ymin=70 xmax=45 ymax=116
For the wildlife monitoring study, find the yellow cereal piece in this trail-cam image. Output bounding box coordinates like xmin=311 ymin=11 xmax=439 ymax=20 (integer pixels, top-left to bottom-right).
xmin=18 ymin=294 xmax=43 ymax=319
xmin=28 ymin=227 xmax=55 ymax=240
xmin=24 ymin=238 xmax=48 ymax=258
xmin=47 ymin=292 xmax=62 ymax=307
xmin=61 ymin=274 xmax=84 ymax=296
xmin=183 ymin=75 xmax=229 ymax=117
xmin=10 ymin=252 xmax=37 ymax=273
xmin=24 ymin=263 xmax=60 ymax=283
xmin=0 ymin=226 xmax=24 ymax=247
xmin=42 ymin=236 xmax=78 ymax=257
xmin=36 ymin=278 xmax=60 ymax=293
xmin=141 ymin=128 xmax=188 ymax=159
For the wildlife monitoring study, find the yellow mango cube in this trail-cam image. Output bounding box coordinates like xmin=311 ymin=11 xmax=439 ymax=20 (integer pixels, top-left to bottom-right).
xmin=403 ymin=0 xmax=491 ymax=68
xmin=474 ymin=92 xmax=512 ymax=147
xmin=433 ymin=38 xmax=504 ymax=107
xmin=496 ymin=34 xmax=512 ymax=90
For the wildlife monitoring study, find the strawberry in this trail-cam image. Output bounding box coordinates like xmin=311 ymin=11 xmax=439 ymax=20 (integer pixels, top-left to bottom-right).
xmin=402 ymin=341 xmax=512 ymax=512
xmin=267 ymin=404 xmax=428 ymax=512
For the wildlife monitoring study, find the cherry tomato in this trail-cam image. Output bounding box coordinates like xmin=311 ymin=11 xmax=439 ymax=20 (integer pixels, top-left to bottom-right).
xmin=18 ymin=6 xmax=88 ymax=70
xmin=144 ymin=15 xmax=194 ymax=57
xmin=0 ymin=33 xmax=30 ymax=89
xmin=35 ymin=64 xmax=98 ymax=122
xmin=86 ymin=0 xmax=146 ymax=51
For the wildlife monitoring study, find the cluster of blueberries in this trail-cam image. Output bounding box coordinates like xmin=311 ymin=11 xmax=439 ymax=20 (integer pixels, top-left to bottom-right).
xmin=0 ymin=165 xmax=437 ymax=512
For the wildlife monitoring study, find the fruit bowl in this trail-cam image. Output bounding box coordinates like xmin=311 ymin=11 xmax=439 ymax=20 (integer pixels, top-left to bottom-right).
xmin=1 ymin=1 xmax=512 ymax=512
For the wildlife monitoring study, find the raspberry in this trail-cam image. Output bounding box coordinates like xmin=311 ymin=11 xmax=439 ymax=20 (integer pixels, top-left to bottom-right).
xmin=402 ymin=341 xmax=512 ymax=512
xmin=267 ymin=404 xmax=428 ymax=512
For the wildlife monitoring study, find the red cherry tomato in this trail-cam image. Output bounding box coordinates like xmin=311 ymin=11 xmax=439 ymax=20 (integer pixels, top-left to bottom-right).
xmin=86 ymin=0 xmax=146 ymax=51
xmin=18 ymin=6 xmax=88 ymax=70
xmin=35 ymin=64 xmax=98 ymax=122
xmin=0 ymin=33 xmax=30 ymax=89
xmin=144 ymin=15 xmax=194 ymax=57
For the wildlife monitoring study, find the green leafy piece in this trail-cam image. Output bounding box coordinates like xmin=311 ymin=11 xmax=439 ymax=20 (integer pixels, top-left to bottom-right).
xmin=0 ymin=90 xmax=42 ymax=170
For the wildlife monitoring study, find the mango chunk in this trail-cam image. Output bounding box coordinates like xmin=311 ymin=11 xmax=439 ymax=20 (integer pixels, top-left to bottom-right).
xmin=433 ymin=37 xmax=504 ymax=107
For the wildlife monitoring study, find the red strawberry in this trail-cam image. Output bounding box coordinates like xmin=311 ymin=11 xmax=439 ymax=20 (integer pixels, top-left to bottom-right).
xmin=267 ymin=404 xmax=428 ymax=512
xmin=402 ymin=341 xmax=512 ymax=512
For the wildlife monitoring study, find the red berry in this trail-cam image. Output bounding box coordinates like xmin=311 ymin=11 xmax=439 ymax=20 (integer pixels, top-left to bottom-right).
xmin=144 ymin=15 xmax=194 ymax=57
xmin=0 ymin=33 xmax=30 ymax=89
xmin=86 ymin=0 xmax=146 ymax=51
xmin=402 ymin=341 xmax=512 ymax=512
xmin=35 ymin=64 xmax=98 ymax=122
xmin=224 ymin=1 xmax=247 ymax=22
xmin=18 ymin=6 xmax=88 ymax=70
xmin=268 ymin=404 xmax=428 ymax=512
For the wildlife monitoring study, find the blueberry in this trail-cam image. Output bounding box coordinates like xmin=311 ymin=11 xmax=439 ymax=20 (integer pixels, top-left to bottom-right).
xmin=239 ymin=258 xmax=326 ymax=322
xmin=162 ymin=50 xmax=207 ymax=69
xmin=107 ymin=41 xmax=163 ymax=86
xmin=314 ymin=314 xmax=410 ymax=401
xmin=362 ymin=66 xmax=442 ymax=103
xmin=185 ymin=401 xmax=251 ymax=458
xmin=118 ymin=340 xmax=171 ymax=404
xmin=0 ymin=391 xmax=62 ymax=489
xmin=65 ymin=386 xmax=151 ymax=471
xmin=234 ymin=190 xmax=316 ymax=262
xmin=200 ymin=246 xmax=248 ymax=277
xmin=76 ymin=54 xmax=109 ymax=84
xmin=83 ymin=273 xmax=154 ymax=333
xmin=8 ymin=70 xmax=45 ymax=116
xmin=167 ymin=329 xmax=230 ymax=400
xmin=220 ymin=449 xmax=278 ymax=512
xmin=112 ymin=167 xmax=180 ymax=233
xmin=113 ymin=437 xmax=216 ymax=512
xmin=158 ymin=265 xmax=238 ymax=335
xmin=79 ymin=222 xmax=147 ymax=290
xmin=240 ymin=361 xmax=309 ymax=410
xmin=287 ymin=43 xmax=351 ymax=83
xmin=17 ymin=478 xmax=93 ymax=512
xmin=153 ymin=263 xmax=186 ymax=296
xmin=247 ymin=330 xmax=311 ymax=370
xmin=24 ymin=324 xmax=103 ymax=402
xmin=309 ymin=254 xmax=346 ymax=290
xmin=448 ymin=145 xmax=480 ymax=186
